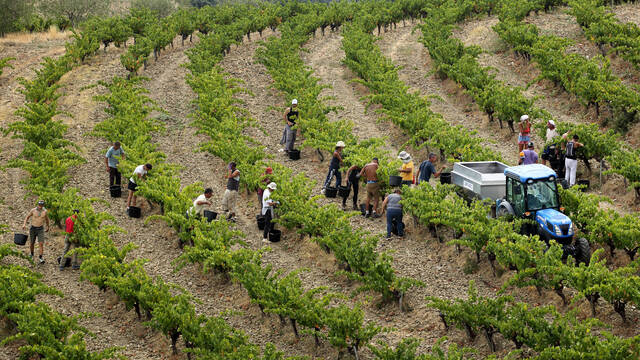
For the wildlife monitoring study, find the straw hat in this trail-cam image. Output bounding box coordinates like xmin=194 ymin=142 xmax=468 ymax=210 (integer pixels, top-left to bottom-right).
xmin=520 ymin=114 xmax=529 ymax=122
xmin=336 ymin=141 xmax=346 ymax=148
xmin=267 ymin=182 xmax=277 ymax=190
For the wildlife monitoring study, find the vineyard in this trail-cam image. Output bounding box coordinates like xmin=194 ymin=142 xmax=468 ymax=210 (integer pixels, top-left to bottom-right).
xmin=1 ymin=0 xmax=640 ymax=359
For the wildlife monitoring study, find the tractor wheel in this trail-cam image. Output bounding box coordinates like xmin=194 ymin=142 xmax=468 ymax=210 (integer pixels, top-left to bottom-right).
xmin=497 ymin=204 xmax=513 ymax=217
xmin=575 ymin=237 xmax=590 ymax=265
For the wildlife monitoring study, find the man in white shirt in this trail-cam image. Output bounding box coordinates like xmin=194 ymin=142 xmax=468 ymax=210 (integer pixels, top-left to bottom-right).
xmin=545 ymin=120 xmax=559 ymax=143
xmin=190 ymin=188 xmax=213 ymax=218
xmin=262 ymin=182 xmax=277 ymax=243
xmin=127 ymin=163 xmax=152 ymax=210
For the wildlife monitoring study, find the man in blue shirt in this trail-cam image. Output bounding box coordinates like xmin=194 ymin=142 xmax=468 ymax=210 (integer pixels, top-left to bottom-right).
xmin=417 ymin=153 xmax=445 ymax=184
xmin=105 ymin=142 xmax=125 ymax=186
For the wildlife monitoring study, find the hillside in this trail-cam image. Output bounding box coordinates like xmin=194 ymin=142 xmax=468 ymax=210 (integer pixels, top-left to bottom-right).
xmin=2 ymin=2 xmax=640 ymax=359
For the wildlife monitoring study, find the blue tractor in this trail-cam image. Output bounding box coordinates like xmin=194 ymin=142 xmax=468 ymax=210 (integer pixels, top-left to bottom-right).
xmin=451 ymin=162 xmax=590 ymax=264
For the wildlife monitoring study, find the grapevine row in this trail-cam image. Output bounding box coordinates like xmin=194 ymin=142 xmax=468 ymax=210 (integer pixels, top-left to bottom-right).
xmin=494 ymin=0 xmax=640 ymax=132
xmin=340 ymin=2 xmax=502 ymax=163
xmin=251 ymin=2 xmax=424 ymax=303
xmin=0 ymin=241 xmax=120 ymax=359
xmin=402 ymin=183 xmax=640 ymax=323
xmin=427 ymin=281 xmax=640 ymax=358
xmin=91 ymin=5 xmax=392 ymax=358
xmin=1 ymin=6 xmax=297 ymax=358
xmin=494 ymin=0 xmax=640 ymax=198
xmin=569 ymin=0 xmax=640 ymax=69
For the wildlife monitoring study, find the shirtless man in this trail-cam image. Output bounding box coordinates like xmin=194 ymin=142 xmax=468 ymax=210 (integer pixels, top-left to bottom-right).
xmin=23 ymin=200 xmax=50 ymax=264
xmin=359 ymin=158 xmax=380 ymax=218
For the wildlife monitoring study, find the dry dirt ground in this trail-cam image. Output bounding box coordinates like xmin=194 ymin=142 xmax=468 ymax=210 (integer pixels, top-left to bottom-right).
xmin=2 ymin=4 xmax=640 ymax=358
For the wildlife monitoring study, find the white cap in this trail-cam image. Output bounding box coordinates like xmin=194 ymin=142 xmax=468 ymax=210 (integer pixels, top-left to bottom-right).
xmin=336 ymin=141 xmax=346 ymax=148
xmin=398 ymin=151 xmax=412 ymax=163
xmin=291 ymin=99 xmax=298 ymax=105
xmin=520 ymin=114 xmax=529 ymax=121
xmin=548 ymin=119 xmax=555 ymax=127
xmin=267 ymin=182 xmax=277 ymax=190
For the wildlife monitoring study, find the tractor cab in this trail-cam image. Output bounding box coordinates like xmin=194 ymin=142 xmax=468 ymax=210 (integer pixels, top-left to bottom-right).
xmin=499 ymin=165 xmax=573 ymax=244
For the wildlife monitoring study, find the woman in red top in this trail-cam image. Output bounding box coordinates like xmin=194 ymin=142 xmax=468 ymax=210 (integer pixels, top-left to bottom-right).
xmin=518 ymin=115 xmax=531 ymax=152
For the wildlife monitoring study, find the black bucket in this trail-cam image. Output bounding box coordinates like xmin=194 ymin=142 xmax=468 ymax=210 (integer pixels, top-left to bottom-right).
xmin=128 ymin=206 xmax=141 ymax=218
xmin=257 ymin=215 xmax=265 ymax=230
xmin=440 ymin=172 xmax=452 ymax=184
xmin=338 ymin=185 xmax=350 ymax=198
xmin=268 ymin=229 xmax=281 ymax=243
xmin=110 ymin=185 xmax=121 ymax=198
xmin=325 ymin=186 xmax=337 ymax=198
xmin=57 ymin=256 xmax=71 ymax=268
xmin=288 ymin=149 xmax=300 ymax=160
xmin=577 ymin=179 xmax=590 ymax=191
xmin=389 ymin=175 xmax=402 ymax=187
xmin=14 ymin=233 xmax=28 ymax=246
xmin=203 ymin=210 xmax=217 ymax=222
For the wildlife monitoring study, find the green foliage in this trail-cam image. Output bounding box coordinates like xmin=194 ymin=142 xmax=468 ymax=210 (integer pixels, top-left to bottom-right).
xmin=132 ymin=0 xmax=175 ymax=18
xmin=0 ymin=0 xmax=34 ymax=37
xmin=343 ymin=14 xmax=502 ymax=163
xmin=0 ymin=241 xmax=119 ymax=359
xmin=428 ymin=281 xmax=640 ymax=357
xmin=494 ymin=0 xmax=640 ymax=132
xmin=41 ymin=0 xmax=112 ymax=26
xmin=0 ymin=56 xmax=15 ymax=76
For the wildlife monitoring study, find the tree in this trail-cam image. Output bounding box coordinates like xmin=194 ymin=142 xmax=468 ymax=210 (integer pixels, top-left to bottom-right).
xmin=41 ymin=0 xmax=112 ymax=26
xmin=190 ymin=0 xmax=217 ymax=8
xmin=0 ymin=0 xmax=35 ymax=37
xmin=132 ymin=0 xmax=175 ymax=18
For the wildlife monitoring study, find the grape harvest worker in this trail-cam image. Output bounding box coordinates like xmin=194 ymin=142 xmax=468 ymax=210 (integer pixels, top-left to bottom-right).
xmin=360 ymin=157 xmax=381 ymax=218
xmin=127 ymin=163 xmax=152 ymax=210
xmin=189 ymin=188 xmax=213 ymax=218
xmin=262 ymin=182 xmax=278 ymax=244
xmin=416 ymin=153 xmax=446 ymax=184
xmin=105 ymin=141 xmax=125 ymax=187
xmin=257 ymin=167 xmax=273 ymax=207
xmin=59 ymin=209 xmax=80 ymax=271
xmin=381 ymin=188 xmax=404 ymax=239
xmin=518 ymin=115 xmax=531 ymax=152
xmin=519 ymin=142 xmax=538 ymax=165
xmin=22 ymin=200 xmax=50 ymax=264
xmin=564 ymin=134 xmax=583 ymax=187
xmin=222 ymin=162 xmax=240 ymax=221
xmin=397 ymin=151 xmax=414 ymax=186
xmin=542 ymin=120 xmax=559 ymax=166
xmin=280 ymin=99 xmax=299 ymax=153
xmin=322 ymin=141 xmax=345 ymax=194
xmin=343 ymin=164 xmax=362 ymax=210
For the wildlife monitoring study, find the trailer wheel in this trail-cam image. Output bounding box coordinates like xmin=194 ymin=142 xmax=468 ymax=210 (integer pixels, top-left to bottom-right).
xmin=575 ymin=237 xmax=590 ymax=265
